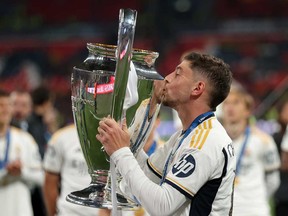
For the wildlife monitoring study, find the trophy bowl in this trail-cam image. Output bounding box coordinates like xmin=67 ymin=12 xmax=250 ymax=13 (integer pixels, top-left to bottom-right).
xmin=68 ymin=66 xmax=145 ymax=209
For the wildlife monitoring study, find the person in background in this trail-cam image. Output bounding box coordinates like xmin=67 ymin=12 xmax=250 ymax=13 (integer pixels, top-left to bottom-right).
xmin=43 ymin=124 xmax=110 ymax=216
xmin=10 ymin=89 xmax=32 ymax=131
xmin=28 ymin=85 xmax=55 ymax=216
xmin=273 ymin=100 xmax=288 ymax=216
xmin=97 ymin=51 xmax=235 ymax=215
xmin=0 ymin=89 xmax=43 ymax=216
xmin=43 ymin=105 xmax=62 ymax=139
xmin=28 ymin=86 xmax=54 ymax=160
xmin=281 ymin=124 xmax=288 ymax=171
xmin=222 ymin=86 xmax=280 ymax=216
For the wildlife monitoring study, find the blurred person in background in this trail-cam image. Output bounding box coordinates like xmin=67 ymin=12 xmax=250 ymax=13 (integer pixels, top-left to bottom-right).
xmin=281 ymin=123 xmax=288 ymax=171
xmin=28 ymin=86 xmax=55 ymax=160
xmin=10 ymin=89 xmax=32 ymax=131
xmin=222 ymin=86 xmax=280 ymax=216
xmin=43 ymin=105 xmax=62 ymax=141
xmin=0 ymin=89 xmax=43 ymax=216
xmin=273 ymin=100 xmax=288 ymax=216
xmin=27 ymin=85 xmax=56 ymax=216
xmin=43 ymin=124 xmax=110 ymax=216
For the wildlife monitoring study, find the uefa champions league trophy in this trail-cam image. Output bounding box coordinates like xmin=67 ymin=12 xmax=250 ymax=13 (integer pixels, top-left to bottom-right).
xmin=66 ymin=8 xmax=163 ymax=210
xmin=67 ymin=8 xmax=138 ymax=209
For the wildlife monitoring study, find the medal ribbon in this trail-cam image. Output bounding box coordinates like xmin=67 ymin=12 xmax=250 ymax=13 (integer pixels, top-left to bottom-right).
xmin=0 ymin=129 xmax=11 ymax=170
xmin=235 ymin=126 xmax=250 ymax=176
xmin=160 ymin=111 xmax=215 ymax=185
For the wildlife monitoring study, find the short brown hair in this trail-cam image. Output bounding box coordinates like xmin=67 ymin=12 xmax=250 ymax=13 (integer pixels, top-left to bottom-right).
xmin=182 ymin=52 xmax=232 ymax=110
xmin=230 ymin=85 xmax=255 ymax=112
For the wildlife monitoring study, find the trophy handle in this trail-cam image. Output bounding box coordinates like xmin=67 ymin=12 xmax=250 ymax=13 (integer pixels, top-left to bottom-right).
xmin=111 ymin=8 xmax=137 ymax=122
xmin=109 ymin=8 xmax=138 ymax=213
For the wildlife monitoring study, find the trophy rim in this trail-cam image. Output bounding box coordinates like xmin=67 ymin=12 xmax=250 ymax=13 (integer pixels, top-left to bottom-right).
xmin=87 ymin=42 xmax=159 ymax=59
xmin=73 ymin=66 xmax=115 ymax=76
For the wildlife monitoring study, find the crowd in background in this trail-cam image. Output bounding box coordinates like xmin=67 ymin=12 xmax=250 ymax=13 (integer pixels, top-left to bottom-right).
xmin=0 ymin=67 xmax=287 ymax=215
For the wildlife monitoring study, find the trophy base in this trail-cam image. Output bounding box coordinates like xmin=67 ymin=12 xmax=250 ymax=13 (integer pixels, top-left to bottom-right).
xmin=66 ymin=184 xmax=139 ymax=210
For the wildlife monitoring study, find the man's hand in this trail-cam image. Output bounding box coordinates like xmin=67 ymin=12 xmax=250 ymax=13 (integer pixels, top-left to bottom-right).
xmin=96 ymin=117 xmax=130 ymax=156
xmin=149 ymin=80 xmax=165 ymax=118
xmin=6 ymin=160 xmax=22 ymax=176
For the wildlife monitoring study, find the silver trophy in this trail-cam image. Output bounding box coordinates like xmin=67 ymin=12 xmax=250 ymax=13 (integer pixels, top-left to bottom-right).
xmin=67 ymin=8 xmax=162 ymax=210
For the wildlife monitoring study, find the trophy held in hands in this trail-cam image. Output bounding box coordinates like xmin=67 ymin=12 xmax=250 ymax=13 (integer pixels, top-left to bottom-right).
xmin=67 ymin=8 xmax=163 ymax=210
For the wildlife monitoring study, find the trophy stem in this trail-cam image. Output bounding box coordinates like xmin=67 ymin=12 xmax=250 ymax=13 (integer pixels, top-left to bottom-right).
xmin=66 ymin=170 xmax=140 ymax=210
xmin=66 ymin=170 xmax=110 ymax=208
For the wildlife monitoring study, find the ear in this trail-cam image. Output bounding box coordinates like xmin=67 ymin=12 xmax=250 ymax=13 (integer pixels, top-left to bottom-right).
xmin=191 ymin=81 xmax=205 ymax=96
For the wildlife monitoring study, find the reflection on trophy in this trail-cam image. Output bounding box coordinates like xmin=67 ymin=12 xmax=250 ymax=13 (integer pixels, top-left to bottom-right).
xmin=66 ymin=8 xmax=163 ymax=210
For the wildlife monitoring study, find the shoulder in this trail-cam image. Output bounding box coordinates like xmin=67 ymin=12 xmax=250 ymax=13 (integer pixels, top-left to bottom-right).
xmin=250 ymin=126 xmax=275 ymax=145
xmin=10 ymin=126 xmax=36 ymax=142
xmin=50 ymin=124 xmax=77 ymax=142
xmin=189 ymin=117 xmax=231 ymax=150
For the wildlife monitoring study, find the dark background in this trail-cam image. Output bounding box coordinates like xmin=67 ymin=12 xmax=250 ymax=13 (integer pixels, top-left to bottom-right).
xmin=0 ymin=0 xmax=287 ymax=124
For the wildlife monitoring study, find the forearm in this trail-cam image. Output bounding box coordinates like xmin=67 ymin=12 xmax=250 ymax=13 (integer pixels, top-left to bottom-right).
xmin=112 ymin=147 xmax=186 ymax=216
xmin=43 ymin=172 xmax=60 ymax=216
xmin=22 ymin=167 xmax=44 ymax=187
xmin=265 ymin=170 xmax=280 ymax=198
xmin=281 ymin=151 xmax=288 ymax=171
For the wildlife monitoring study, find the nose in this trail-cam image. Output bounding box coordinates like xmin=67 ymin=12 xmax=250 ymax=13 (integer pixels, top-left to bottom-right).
xmin=164 ymin=73 xmax=172 ymax=83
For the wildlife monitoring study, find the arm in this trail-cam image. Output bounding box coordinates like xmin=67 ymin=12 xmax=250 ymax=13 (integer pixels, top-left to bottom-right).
xmin=265 ymin=170 xmax=280 ymax=198
xmin=97 ymin=119 xmax=187 ymax=215
xmin=281 ymin=126 xmax=288 ymax=170
xmin=43 ymin=171 xmax=60 ymax=216
xmin=21 ymin=135 xmax=44 ymax=186
xmin=281 ymin=150 xmax=288 ymax=171
xmin=113 ymin=147 xmax=187 ymax=216
xmin=262 ymin=134 xmax=281 ymax=197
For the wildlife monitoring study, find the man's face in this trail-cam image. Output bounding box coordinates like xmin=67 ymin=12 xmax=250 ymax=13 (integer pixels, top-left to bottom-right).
xmin=0 ymin=96 xmax=12 ymax=126
xmin=280 ymin=102 xmax=288 ymax=125
xmin=11 ymin=92 xmax=32 ymax=121
xmin=161 ymin=60 xmax=197 ymax=108
xmin=222 ymin=92 xmax=250 ymax=124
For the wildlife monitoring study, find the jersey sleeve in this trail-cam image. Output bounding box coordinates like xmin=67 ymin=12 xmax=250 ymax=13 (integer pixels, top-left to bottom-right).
xmin=164 ymin=147 xmax=214 ymax=198
xmin=43 ymin=132 xmax=64 ymax=174
xmin=262 ymin=134 xmax=281 ymax=172
xmin=21 ymin=131 xmax=44 ymax=186
xmin=112 ymin=147 xmax=188 ymax=216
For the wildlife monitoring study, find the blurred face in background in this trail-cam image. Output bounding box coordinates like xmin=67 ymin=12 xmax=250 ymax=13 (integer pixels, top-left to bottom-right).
xmin=279 ymin=101 xmax=288 ymax=125
xmin=0 ymin=96 xmax=13 ymax=127
xmin=10 ymin=91 xmax=32 ymax=121
xmin=222 ymin=91 xmax=252 ymax=124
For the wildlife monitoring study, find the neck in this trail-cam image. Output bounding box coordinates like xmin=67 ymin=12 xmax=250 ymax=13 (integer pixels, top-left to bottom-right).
xmin=177 ymin=103 xmax=211 ymax=131
xmin=224 ymin=120 xmax=248 ymax=140
xmin=0 ymin=124 xmax=8 ymax=137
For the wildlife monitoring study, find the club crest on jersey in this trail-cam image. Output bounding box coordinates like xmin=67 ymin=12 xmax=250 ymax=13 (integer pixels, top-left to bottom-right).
xmin=172 ymin=154 xmax=196 ymax=177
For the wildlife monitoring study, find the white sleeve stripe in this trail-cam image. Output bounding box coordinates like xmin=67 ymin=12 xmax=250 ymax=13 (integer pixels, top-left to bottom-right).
xmin=165 ymin=178 xmax=194 ymax=199
xmin=147 ymin=159 xmax=162 ymax=179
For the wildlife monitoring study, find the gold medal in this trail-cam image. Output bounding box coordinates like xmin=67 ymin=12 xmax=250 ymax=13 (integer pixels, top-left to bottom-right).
xmin=134 ymin=207 xmax=145 ymax=216
xmin=234 ymin=176 xmax=239 ymax=186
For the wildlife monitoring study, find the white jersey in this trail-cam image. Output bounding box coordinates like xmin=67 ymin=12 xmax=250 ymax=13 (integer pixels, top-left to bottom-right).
xmin=113 ymin=113 xmax=236 ymax=216
xmin=0 ymin=126 xmax=43 ymax=216
xmin=43 ymin=125 xmax=100 ymax=216
xmin=232 ymin=126 xmax=280 ymax=216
